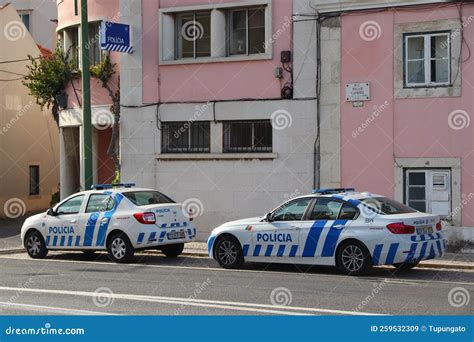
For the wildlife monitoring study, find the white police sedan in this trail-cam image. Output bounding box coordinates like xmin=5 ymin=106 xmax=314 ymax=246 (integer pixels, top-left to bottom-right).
xmin=21 ymin=184 xmax=197 ymax=263
xmin=207 ymin=188 xmax=446 ymax=275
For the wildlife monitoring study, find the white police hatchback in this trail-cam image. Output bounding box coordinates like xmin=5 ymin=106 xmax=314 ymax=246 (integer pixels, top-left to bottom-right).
xmin=21 ymin=184 xmax=197 ymax=263
xmin=207 ymin=188 xmax=446 ymax=275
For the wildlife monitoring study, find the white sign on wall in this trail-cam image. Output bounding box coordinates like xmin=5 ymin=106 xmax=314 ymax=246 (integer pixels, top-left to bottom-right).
xmin=345 ymin=82 xmax=370 ymax=101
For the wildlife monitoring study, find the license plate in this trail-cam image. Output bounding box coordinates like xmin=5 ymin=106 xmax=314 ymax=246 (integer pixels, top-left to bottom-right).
xmin=416 ymin=226 xmax=434 ymax=235
xmin=167 ymin=231 xmax=185 ymax=240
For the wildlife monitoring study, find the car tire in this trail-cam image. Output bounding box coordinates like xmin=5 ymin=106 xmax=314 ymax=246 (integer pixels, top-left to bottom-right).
xmin=107 ymin=233 xmax=134 ymax=263
xmin=25 ymin=230 xmax=48 ymax=259
xmin=336 ymin=241 xmax=372 ymax=276
xmin=214 ymin=235 xmax=244 ymax=269
xmin=160 ymin=243 xmax=184 ymax=258
xmin=392 ymin=261 xmax=419 ymax=270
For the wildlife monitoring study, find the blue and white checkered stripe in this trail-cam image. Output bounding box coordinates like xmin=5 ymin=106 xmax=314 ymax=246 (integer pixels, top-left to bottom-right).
xmin=103 ymin=43 xmax=133 ymax=53
xmin=242 ymin=220 xmax=347 ymax=258
xmin=136 ymin=227 xmax=197 ymax=245
xmin=46 ymin=193 xmax=124 ymax=248
xmin=371 ymin=237 xmax=445 ymax=265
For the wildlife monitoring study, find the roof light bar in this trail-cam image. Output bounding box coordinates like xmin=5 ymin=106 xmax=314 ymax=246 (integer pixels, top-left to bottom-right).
xmin=91 ymin=183 xmax=136 ymax=190
xmin=312 ymin=188 xmax=355 ymax=195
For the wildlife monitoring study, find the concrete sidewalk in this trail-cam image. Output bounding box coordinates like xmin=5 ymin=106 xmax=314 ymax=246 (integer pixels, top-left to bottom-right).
xmin=1 ymin=218 xmax=473 ymax=270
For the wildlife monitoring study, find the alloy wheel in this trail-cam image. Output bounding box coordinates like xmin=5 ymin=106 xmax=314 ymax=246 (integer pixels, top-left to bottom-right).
xmin=341 ymin=245 xmax=364 ymax=272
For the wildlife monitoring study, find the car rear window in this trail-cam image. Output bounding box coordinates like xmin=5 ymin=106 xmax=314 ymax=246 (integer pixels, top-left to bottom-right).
xmin=361 ymin=197 xmax=417 ymax=215
xmin=123 ymin=191 xmax=175 ymax=206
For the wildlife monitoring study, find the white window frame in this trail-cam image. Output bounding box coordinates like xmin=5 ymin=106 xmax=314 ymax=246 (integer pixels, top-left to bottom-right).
xmin=159 ymin=0 xmax=272 ymax=65
xmin=404 ymin=32 xmax=451 ymax=87
xmin=405 ymin=169 xmax=451 ymax=216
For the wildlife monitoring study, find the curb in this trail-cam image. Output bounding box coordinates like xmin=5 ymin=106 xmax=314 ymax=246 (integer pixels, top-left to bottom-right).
xmin=417 ymin=262 xmax=473 ymax=271
xmin=0 ymin=248 xmax=471 ymax=270
xmin=0 ymin=248 xmax=23 ymax=255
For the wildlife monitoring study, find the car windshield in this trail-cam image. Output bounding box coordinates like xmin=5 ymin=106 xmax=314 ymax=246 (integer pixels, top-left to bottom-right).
xmin=123 ymin=191 xmax=175 ymax=206
xmin=361 ymin=197 xmax=417 ymax=215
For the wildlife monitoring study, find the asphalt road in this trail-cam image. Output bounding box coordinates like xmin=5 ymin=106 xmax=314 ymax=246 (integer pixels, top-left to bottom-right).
xmin=0 ymin=252 xmax=472 ymax=316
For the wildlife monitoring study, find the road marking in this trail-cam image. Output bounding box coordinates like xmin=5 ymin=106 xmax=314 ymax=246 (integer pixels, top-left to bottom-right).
xmin=0 ymin=301 xmax=117 ymax=315
xmin=0 ymin=254 xmax=472 ymax=287
xmin=0 ymin=286 xmax=382 ymax=316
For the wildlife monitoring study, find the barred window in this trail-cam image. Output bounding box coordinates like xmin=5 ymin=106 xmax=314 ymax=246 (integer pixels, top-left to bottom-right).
xmin=29 ymin=165 xmax=40 ymax=195
xmin=162 ymin=121 xmax=210 ymax=153
xmin=223 ymin=120 xmax=272 ymax=153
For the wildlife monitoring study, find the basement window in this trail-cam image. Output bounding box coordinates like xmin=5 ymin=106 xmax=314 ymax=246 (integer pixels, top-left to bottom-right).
xmin=223 ymin=120 xmax=272 ymax=153
xmin=162 ymin=121 xmax=211 ymax=153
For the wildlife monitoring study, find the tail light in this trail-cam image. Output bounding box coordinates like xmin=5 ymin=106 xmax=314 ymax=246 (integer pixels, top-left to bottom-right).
xmin=386 ymin=222 xmax=415 ymax=234
xmin=435 ymin=222 xmax=442 ymax=231
xmin=133 ymin=212 xmax=156 ymax=224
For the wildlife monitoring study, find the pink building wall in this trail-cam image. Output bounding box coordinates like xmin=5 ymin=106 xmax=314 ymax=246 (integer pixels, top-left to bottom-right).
xmin=58 ymin=0 xmax=119 ymax=183
xmin=340 ymin=4 xmax=474 ymax=226
xmin=58 ymin=0 xmax=120 ymax=108
xmin=142 ymin=0 xmax=292 ymax=103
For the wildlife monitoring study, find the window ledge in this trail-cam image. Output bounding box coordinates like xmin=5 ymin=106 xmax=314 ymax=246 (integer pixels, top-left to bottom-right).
xmin=160 ymin=54 xmax=272 ymax=66
xmin=156 ymin=153 xmax=277 ymax=161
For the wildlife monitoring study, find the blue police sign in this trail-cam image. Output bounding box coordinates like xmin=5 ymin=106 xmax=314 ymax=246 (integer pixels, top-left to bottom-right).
xmin=100 ymin=21 xmax=133 ymax=54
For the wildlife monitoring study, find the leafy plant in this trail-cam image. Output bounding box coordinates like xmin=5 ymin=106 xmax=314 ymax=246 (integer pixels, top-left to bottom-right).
xmin=50 ymin=190 xmax=60 ymax=207
xmin=24 ymin=48 xmax=121 ymax=179
xmin=90 ymin=53 xmax=115 ymax=86
xmin=22 ymin=46 xmax=75 ymax=125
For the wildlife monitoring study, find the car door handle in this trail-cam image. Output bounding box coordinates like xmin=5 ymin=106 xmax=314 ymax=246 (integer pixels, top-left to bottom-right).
xmin=101 ymin=218 xmax=109 ymax=223
xmin=70 ymin=219 xmax=77 ymax=223
xmin=333 ymin=224 xmax=345 ymax=229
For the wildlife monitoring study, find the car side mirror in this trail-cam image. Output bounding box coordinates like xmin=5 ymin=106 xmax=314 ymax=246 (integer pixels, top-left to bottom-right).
xmin=265 ymin=212 xmax=274 ymax=222
xmin=47 ymin=208 xmax=57 ymax=216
